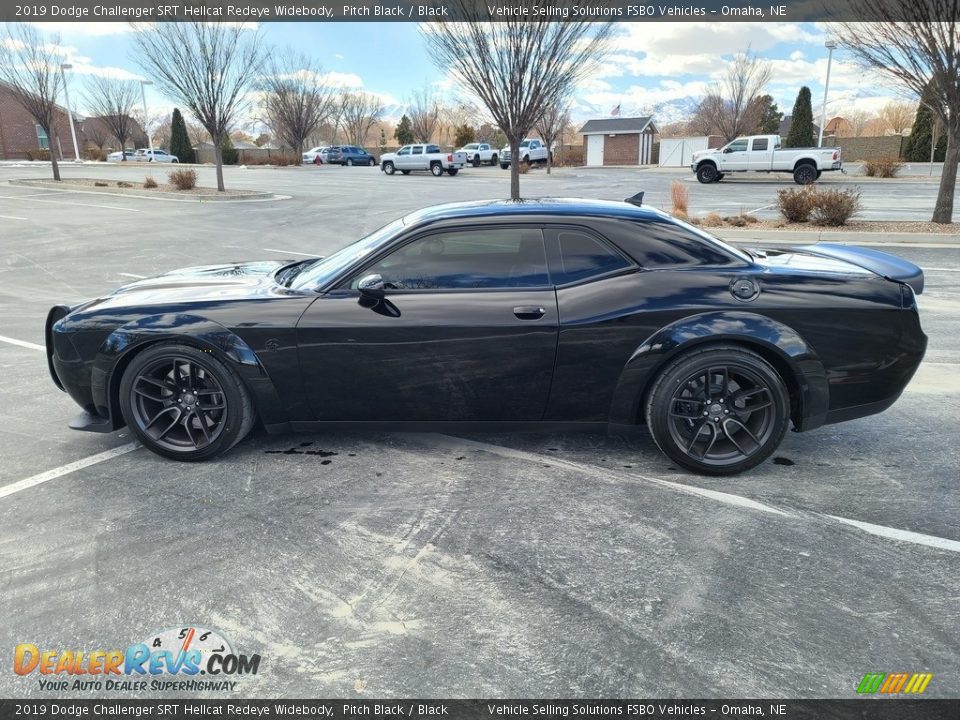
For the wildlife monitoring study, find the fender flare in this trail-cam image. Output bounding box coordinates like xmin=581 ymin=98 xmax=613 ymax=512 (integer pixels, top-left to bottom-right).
xmin=89 ymin=313 xmax=285 ymax=431
xmin=607 ymin=311 xmax=829 ymax=431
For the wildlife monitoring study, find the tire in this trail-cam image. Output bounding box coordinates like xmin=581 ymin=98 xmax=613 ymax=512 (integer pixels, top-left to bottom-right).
xmin=400 ymin=170 xmax=411 ymax=175
xmin=346 ymin=158 xmax=354 ymax=167
xmin=715 ymin=173 xmax=724 ymax=181
xmin=500 ymin=164 xmax=509 ymax=170
xmin=382 ymin=161 xmax=395 ymax=175
xmin=172 ymin=159 xmax=179 ymax=164
xmin=490 ymin=154 xmax=498 ymax=166
xmin=816 ymin=170 xmax=822 ymax=179
xmin=368 ymin=158 xmax=375 ymax=167
xmin=472 ymin=155 xmax=480 ymax=167
xmin=119 ymin=342 xmax=255 ymax=462
xmin=447 ymin=168 xmax=459 ymax=176
xmin=430 ymin=162 xmax=443 ymax=177
xmin=793 ymin=163 xmax=816 ymax=185
xmin=696 ymin=164 xmax=718 ymax=183
xmin=645 ymin=345 xmax=790 ymax=476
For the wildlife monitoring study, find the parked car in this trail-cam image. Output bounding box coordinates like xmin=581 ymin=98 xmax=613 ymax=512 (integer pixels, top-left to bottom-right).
xmin=380 ymin=144 xmax=467 ymax=176
xmin=46 ymin=197 xmax=926 ymax=474
xmin=302 ymin=146 xmax=328 ymax=164
xmin=500 ymin=138 xmax=549 ymax=169
xmin=457 ymin=142 xmax=498 ymax=167
xmin=326 ymin=146 xmax=377 ymax=166
xmin=134 ymin=148 xmax=179 ymax=163
xmin=106 ymin=150 xmax=137 ymax=162
xmin=690 ymin=134 xmax=842 ymax=185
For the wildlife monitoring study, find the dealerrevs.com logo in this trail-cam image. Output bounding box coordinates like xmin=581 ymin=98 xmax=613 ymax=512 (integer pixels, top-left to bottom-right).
xmin=14 ymin=626 xmax=261 ymax=692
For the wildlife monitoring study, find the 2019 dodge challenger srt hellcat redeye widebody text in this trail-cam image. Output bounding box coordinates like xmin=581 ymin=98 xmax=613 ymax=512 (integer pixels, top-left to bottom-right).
xmin=46 ymin=198 xmax=926 ymax=475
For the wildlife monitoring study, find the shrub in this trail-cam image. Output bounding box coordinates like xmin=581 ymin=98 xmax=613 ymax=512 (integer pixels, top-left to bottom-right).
xmin=701 ymin=213 xmax=723 ymax=227
xmin=168 ymin=168 xmax=197 ymax=191
xmin=863 ymin=157 xmax=902 ymax=178
xmin=94 ymin=181 xmax=108 ymax=187
xmin=725 ymin=215 xmax=748 ymax=227
xmin=25 ymin=149 xmax=51 ymax=161
xmin=810 ymin=187 xmax=862 ymax=226
xmin=117 ymin=181 xmax=133 ymax=188
xmin=670 ymin=180 xmax=688 ymax=217
xmin=516 ymin=162 xmax=529 ymax=174
xmin=143 ymin=176 xmax=158 ymax=189
xmin=86 ymin=148 xmax=107 ymax=161
xmin=777 ymin=187 xmax=815 ymax=223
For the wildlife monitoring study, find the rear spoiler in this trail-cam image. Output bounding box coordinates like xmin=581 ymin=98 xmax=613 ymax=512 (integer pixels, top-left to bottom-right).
xmin=796 ymin=243 xmax=924 ymax=295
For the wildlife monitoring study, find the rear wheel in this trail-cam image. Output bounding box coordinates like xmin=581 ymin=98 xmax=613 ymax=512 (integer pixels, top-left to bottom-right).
xmin=346 ymin=158 xmax=354 ymax=167
xmin=367 ymin=158 xmax=375 ymax=166
xmin=793 ymin=163 xmax=816 ymax=185
xmin=500 ymin=163 xmax=509 ymax=170
xmin=447 ymin=168 xmax=459 ymax=176
xmin=715 ymin=173 xmax=725 ymax=181
xmin=645 ymin=345 xmax=790 ymax=475
xmin=400 ymin=170 xmax=411 ymax=175
xmin=382 ymin=161 xmax=395 ymax=175
xmin=119 ymin=343 xmax=255 ymax=461
xmin=696 ymin=164 xmax=718 ymax=183
xmin=490 ymin=154 xmax=498 ymax=166
xmin=430 ymin=162 xmax=443 ymax=177
xmin=472 ymin=155 xmax=481 ymax=167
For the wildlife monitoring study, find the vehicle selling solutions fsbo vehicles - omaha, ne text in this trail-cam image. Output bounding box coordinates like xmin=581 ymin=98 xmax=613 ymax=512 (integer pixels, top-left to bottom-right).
xmin=46 ymin=198 xmax=926 ymax=475
xmin=691 ymin=134 xmax=842 ymax=184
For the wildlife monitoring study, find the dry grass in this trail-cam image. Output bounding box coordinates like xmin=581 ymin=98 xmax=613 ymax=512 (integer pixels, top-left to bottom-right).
xmin=670 ymin=180 xmax=688 ymax=217
xmin=701 ymin=213 xmax=724 ymax=227
xmin=864 ymin=157 xmax=903 ymax=178
xmin=777 ymin=187 xmax=815 ymax=223
xmin=143 ymin=176 xmax=158 ymax=189
xmin=168 ymin=168 xmax=197 ymax=191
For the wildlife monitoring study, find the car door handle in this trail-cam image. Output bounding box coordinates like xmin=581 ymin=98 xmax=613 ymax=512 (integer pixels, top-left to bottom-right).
xmin=513 ymin=306 xmax=545 ymax=320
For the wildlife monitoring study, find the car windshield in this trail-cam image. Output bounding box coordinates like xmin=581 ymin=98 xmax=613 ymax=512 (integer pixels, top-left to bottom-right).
xmin=463 ymin=144 xmax=478 ymax=150
xmin=290 ymin=219 xmax=406 ymax=291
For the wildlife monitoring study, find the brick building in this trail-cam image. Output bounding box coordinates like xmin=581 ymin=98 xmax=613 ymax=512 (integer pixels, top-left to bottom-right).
xmin=0 ymin=81 xmax=80 ymax=160
xmin=579 ymin=116 xmax=659 ymax=167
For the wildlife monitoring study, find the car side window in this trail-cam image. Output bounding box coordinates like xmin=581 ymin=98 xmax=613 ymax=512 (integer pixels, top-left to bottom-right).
xmin=397 ymin=147 xmax=410 ymax=156
xmin=615 ymin=220 xmax=741 ymax=268
xmin=751 ymin=138 xmax=769 ymax=151
xmin=353 ymin=228 xmax=549 ymax=290
xmin=412 ymin=146 xmax=423 ymax=156
xmin=727 ymin=139 xmax=748 ymax=152
xmin=427 ymin=144 xmax=441 ymax=154
xmin=551 ymin=230 xmax=631 ymax=284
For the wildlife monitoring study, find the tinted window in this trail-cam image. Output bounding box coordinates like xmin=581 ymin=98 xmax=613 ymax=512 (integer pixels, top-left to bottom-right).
xmin=427 ymin=144 xmax=441 ymax=153
xmin=357 ymin=228 xmax=549 ymax=290
xmin=751 ymin=138 xmax=768 ymax=151
xmin=614 ymin=220 xmax=743 ymax=268
xmin=554 ymin=231 xmax=630 ymax=284
xmin=397 ymin=147 xmax=410 ymax=156
xmin=412 ymin=146 xmax=423 ymax=155
xmin=727 ymin=139 xmax=748 ymax=152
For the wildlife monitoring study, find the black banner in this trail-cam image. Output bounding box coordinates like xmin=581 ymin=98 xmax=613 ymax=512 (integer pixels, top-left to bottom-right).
xmin=0 ymin=700 xmax=958 ymax=720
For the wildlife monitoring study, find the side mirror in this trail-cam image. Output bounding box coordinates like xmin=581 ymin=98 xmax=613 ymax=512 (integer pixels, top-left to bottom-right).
xmin=358 ymin=273 xmax=385 ymax=298
xmin=723 ymin=147 xmax=733 ymax=153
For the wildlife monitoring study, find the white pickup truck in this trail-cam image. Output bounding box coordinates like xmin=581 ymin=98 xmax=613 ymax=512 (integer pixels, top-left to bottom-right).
xmin=457 ymin=142 xmax=498 ymax=167
xmin=380 ymin=144 xmax=467 ymax=177
xmin=500 ymin=138 xmax=550 ymax=169
xmin=690 ymin=134 xmax=842 ymax=185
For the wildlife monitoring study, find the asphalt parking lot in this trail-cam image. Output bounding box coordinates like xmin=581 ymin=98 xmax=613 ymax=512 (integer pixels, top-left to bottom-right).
xmin=0 ymin=162 xmax=958 ymax=698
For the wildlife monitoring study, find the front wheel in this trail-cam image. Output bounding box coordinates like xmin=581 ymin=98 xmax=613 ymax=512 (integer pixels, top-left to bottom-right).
xmin=715 ymin=173 xmax=724 ymax=181
xmin=645 ymin=345 xmax=790 ymax=475
xmin=472 ymin=155 xmax=480 ymax=167
xmin=368 ymin=158 xmax=375 ymax=167
xmin=793 ymin=164 xmax=816 ymax=185
xmin=346 ymin=158 xmax=354 ymax=167
xmin=696 ymin=164 xmax=718 ymax=183
xmin=400 ymin=170 xmax=411 ymax=175
xmin=119 ymin=343 xmax=255 ymax=462
xmin=382 ymin=161 xmax=395 ymax=175
xmin=430 ymin=162 xmax=443 ymax=177
xmin=490 ymin=154 xmax=498 ymax=166
xmin=447 ymin=168 xmax=459 ymax=176
xmin=500 ymin=163 xmax=509 ymax=170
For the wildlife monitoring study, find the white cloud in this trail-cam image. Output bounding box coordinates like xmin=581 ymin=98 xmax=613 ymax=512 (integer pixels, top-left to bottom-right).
xmin=28 ymin=22 xmax=134 ymax=37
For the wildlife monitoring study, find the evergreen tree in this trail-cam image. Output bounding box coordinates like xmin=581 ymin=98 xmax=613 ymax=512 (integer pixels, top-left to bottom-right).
xmin=394 ymin=115 xmax=414 ymax=145
xmin=785 ymin=87 xmax=816 ymax=148
xmin=168 ymin=108 xmax=195 ymax=164
xmin=454 ymin=124 xmax=475 ymax=148
xmin=904 ymin=87 xmax=948 ymax=162
xmin=220 ymin=134 xmax=238 ymax=165
xmin=754 ymin=95 xmax=783 ymax=134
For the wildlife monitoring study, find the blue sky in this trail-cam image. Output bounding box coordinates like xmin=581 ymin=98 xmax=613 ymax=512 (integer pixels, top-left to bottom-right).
xmin=24 ymin=21 xmax=907 ymax=128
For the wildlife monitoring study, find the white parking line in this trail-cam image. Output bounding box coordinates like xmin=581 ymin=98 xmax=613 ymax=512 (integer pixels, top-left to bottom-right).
xmin=0 ymin=442 xmax=140 ymax=500
xmin=119 ymin=272 xmax=147 ymax=279
xmin=923 ymin=267 xmax=960 ymax=272
xmin=0 ymin=334 xmax=44 ymax=351
xmin=264 ymin=248 xmax=319 ymax=257
xmin=0 ymin=214 xmax=28 ymax=220
xmin=429 ymin=434 xmax=960 ymax=555
xmin=0 ymin=194 xmax=140 ymax=212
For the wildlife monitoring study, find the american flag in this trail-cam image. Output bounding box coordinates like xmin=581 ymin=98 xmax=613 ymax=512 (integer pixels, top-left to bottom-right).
xmin=610 ymin=103 xmax=621 ymax=116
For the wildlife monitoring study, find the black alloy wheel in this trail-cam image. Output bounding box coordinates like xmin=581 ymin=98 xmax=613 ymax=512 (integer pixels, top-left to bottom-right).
xmin=646 ymin=346 xmax=789 ymax=475
xmin=696 ymin=164 xmax=718 ymax=183
xmin=793 ymin=164 xmax=816 ymax=185
xmin=120 ymin=343 xmax=254 ymax=461
xmin=472 ymin=155 xmax=481 ymax=167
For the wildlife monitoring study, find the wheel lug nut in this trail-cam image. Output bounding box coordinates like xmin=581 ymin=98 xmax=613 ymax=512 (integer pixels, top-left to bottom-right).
xmin=703 ymin=411 xmax=708 ymax=416
xmin=719 ymin=398 xmax=724 ymax=403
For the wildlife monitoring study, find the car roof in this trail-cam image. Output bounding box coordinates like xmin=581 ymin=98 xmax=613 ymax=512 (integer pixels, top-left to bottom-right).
xmin=401 ymin=198 xmax=671 ymax=226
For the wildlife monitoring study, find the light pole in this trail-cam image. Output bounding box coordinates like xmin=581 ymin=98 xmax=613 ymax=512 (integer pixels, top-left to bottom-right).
xmin=139 ymin=79 xmax=155 ymax=159
xmin=818 ymin=40 xmax=837 ymax=148
xmin=60 ymin=63 xmax=81 ymax=162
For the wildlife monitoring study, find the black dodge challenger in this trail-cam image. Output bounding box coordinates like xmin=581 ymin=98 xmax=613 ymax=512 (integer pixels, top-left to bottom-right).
xmin=46 ymin=198 xmax=926 ymax=475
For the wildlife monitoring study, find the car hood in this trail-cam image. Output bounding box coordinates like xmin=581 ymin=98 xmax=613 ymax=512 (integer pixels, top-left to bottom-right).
xmin=756 ymin=244 xmax=924 ymax=294
xmin=80 ymin=261 xmax=289 ymax=313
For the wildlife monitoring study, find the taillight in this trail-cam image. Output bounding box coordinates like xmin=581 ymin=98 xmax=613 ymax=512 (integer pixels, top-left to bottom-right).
xmin=833 ymin=151 xmax=839 ymax=160
xmin=447 ymin=154 xmax=453 ymax=161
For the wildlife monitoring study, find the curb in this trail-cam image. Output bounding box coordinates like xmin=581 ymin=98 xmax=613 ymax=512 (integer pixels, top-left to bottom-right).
xmin=714 ymin=228 xmax=960 ymax=246
xmin=8 ymin=178 xmax=277 ymax=202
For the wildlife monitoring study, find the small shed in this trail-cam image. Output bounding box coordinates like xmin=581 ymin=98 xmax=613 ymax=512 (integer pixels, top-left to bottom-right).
xmin=658 ymin=136 xmax=725 ymax=167
xmin=578 ymin=116 xmax=658 ymax=167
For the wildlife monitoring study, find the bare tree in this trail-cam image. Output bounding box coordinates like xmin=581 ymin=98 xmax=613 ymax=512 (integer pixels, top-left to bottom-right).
xmin=695 ymin=49 xmax=773 ymax=142
xmin=82 ymin=118 xmax=110 ymax=154
xmin=0 ymin=25 xmax=66 ymax=180
xmin=83 ymin=77 xmax=140 ymax=161
xmin=260 ymin=51 xmax=337 ymax=163
xmin=534 ymin=101 xmax=569 ymax=174
xmin=846 ymin=109 xmax=873 ymax=137
xmin=339 ymin=91 xmax=383 ymax=147
xmin=880 ymin=100 xmax=916 ymax=134
xmin=186 ymin=120 xmax=211 ymax=147
xmin=409 ymin=87 xmax=442 ymax=143
xmin=830 ymin=7 xmax=959 ymax=222
xmin=129 ymin=21 xmax=264 ymax=191
xmin=422 ymin=8 xmax=614 ymax=199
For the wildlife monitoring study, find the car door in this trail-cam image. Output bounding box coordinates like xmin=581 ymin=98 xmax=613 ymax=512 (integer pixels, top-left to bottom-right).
xmin=296 ymin=225 xmax=559 ymax=422
xmin=748 ymin=137 xmax=771 ymax=170
xmin=719 ymin=138 xmax=749 ymax=171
